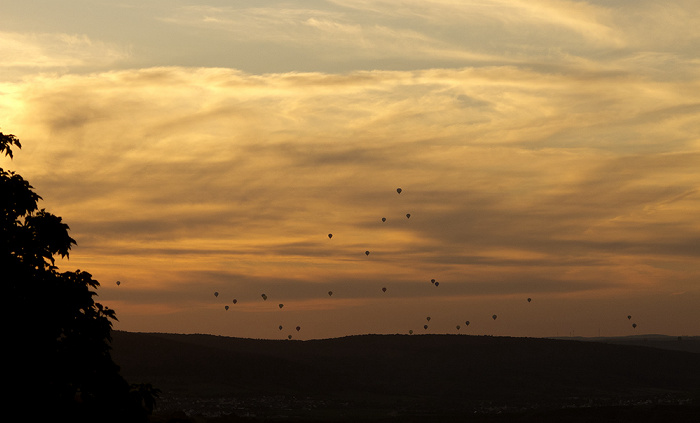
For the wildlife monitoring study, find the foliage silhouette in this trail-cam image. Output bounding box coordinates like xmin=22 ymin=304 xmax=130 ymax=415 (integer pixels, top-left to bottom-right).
xmin=2 ymin=130 xmax=159 ymax=422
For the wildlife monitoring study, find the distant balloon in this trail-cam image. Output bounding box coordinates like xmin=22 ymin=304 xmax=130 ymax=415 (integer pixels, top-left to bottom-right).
xmin=465 ymin=321 xmax=470 ymax=326
xmin=492 ymin=314 xmax=497 ymax=320
xmin=382 ymin=217 xmax=386 ymax=222
xmin=424 ymin=325 xmax=428 ymax=330
xmin=279 ymin=304 xmax=284 ymax=309
xmin=426 ymin=316 xmax=431 ymax=322
xmin=431 ymin=279 xmax=435 ymax=284
xmin=261 ymin=294 xmax=268 ymax=300
xmin=632 ymin=323 xmax=637 ymax=329
xmin=328 ymin=233 xmax=333 ymax=239
xmin=296 ymin=326 xmax=301 ymax=332
xmin=328 ymin=291 xmax=333 ymax=296
xmin=214 ymin=292 xmax=219 ymax=297
xmin=382 ymin=287 xmax=387 ymax=293
xmin=434 ymin=282 xmax=439 ymax=287
xmin=279 ymin=325 xmax=283 ymax=330
xmin=456 ymin=325 xmax=461 ymax=330
xmin=365 ymin=251 xmax=370 ymax=256
xmin=527 ymin=298 xmax=532 ymax=303
xmin=225 ymin=305 xmax=229 ymax=310
xmin=409 ymin=330 xmax=413 ymax=335
xmin=288 ymin=335 xmax=292 ymax=339
xmin=396 ymin=188 xmax=402 ymax=194
xmin=116 ymin=280 xmax=121 ymax=286
xmin=627 ymin=315 xmax=632 ymax=320
xmin=406 ymin=213 xmax=411 ymax=219
xmin=232 ymin=299 xmax=237 ymax=304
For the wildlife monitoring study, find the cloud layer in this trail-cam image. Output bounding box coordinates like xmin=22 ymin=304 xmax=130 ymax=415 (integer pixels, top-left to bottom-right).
xmin=1 ymin=1 xmax=699 ymax=338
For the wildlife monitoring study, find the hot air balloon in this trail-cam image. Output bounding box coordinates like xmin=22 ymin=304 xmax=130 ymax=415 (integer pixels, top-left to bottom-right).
xmin=492 ymin=314 xmax=497 ymax=320
xmin=382 ymin=287 xmax=387 ymax=293
xmin=628 ymin=315 xmax=632 ymax=320
xmin=279 ymin=325 xmax=283 ymax=330
xmin=434 ymin=282 xmax=439 ymax=287
xmin=296 ymin=326 xmax=301 ymax=332
xmin=426 ymin=316 xmax=431 ymax=322
xmin=328 ymin=291 xmax=333 ymax=296
xmin=225 ymin=305 xmax=229 ymax=310
xmin=214 ymin=292 xmax=219 ymax=297
xmin=233 ymin=299 xmax=237 ymax=304
xmin=409 ymin=330 xmax=414 ymax=335
xmin=424 ymin=325 xmax=428 ymax=330
xmin=261 ymin=294 xmax=268 ymax=300
xmin=632 ymin=323 xmax=637 ymax=329
xmin=527 ymin=298 xmax=532 ymax=303
xmin=279 ymin=304 xmax=284 ymax=309
xmin=365 ymin=250 xmax=370 ymax=256
xmin=431 ymin=279 xmax=436 ymax=284
xmin=456 ymin=325 xmax=461 ymax=330
xmin=382 ymin=217 xmax=386 ymax=222
xmin=397 ymin=188 xmax=402 ymax=194
xmin=328 ymin=233 xmax=333 ymax=239
xmin=406 ymin=213 xmax=411 ymax=219
xmin=116 ymin=280 xmax=121 ymax=286
xmin=465 ymin=321 xmax=470 ymax=326
xmin=288 ymin=335 xmax=292 ymax=339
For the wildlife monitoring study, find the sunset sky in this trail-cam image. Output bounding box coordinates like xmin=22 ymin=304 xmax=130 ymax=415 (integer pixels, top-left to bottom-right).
xmin=2 ymin=0 xmax=699 ymax=340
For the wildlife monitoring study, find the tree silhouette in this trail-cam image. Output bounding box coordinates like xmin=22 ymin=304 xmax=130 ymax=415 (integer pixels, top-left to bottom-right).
xmin=2 ymin=130 xmax=159 ymax=422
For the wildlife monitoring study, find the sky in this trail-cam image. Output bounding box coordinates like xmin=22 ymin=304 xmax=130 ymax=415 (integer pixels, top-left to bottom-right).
xmin=1 ymin=0 xmax=699 ymax=340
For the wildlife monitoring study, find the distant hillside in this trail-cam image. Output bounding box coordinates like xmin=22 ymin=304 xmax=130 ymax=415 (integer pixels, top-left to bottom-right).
xmin=110 ymin=332 xmax=700 ymax=422
xmin=551 ymin=334 xmax=700 ymax=354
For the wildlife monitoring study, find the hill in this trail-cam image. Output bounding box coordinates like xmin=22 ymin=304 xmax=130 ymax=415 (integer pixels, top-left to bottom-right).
xmin=110 ymin=332 xmax=700 ymax=422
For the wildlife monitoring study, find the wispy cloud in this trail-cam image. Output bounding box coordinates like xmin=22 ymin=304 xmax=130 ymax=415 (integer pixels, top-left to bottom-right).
xmin=3 ymin=66 xmax=698 ymax=321
xmin=0 ymin=31 xmax=131 ymax=78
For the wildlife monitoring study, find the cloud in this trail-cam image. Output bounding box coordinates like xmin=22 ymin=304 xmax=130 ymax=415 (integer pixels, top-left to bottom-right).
xmin=0 ymin=31 xmax=131 ymax=78
xmin=2 ymin=61 xmax=699 ymax=336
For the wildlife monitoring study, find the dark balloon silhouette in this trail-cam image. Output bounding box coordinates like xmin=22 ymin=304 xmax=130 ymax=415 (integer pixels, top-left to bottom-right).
xmin=465 ymin=321 xmax=470 ymax=326
xmin=406 ymin=213 xmax=411 ymax=219
xmin=232 ymin=299 xmax=237 ymax=304
xmin=214 ymin=292 xmax=219 ymax=297
xmin=424 ymin=325 xmax=428 ymax=330
xmin=426 ymin=316 xmax=431 ymax=321
xmin=116 ymin=280 xmax=120 ymax=286
xmin=434 ymin=281 xmax=439 ymax=287
xmin=279 ymin=325 xmax=283 ymax=330
xmin=396 ymin=188 xmax=402 ymax=194
xmin=328 ymin=291 xmax=333 ymax=296
xmin=456 ymin=325 xmax=461 ymax=330
xmin=296 ymin=326 xmax=301 ymax=332
xmin=382 ymin=217 xmax=386 ymax=222
xmin=527 ymin=297 xmax=532 ymax=303
xmin=225 ymin=305 xmax=229 ymax=310
xmin=382 ymin=287 xmax=387 ymax=292
xmin=279 ymin=304 xmax=284 ymax=309
xmin=261 ymin=294 xmax=268 ymax=300
xmin=632 ymin=323 xmax=637 ymax=329
xmin=628 ymin=315 xmax=632 ymax=320
xmin=492 ymin=314 xmax=497 ymax=320
xmin=288 ymin=335 xmax=292 ymax=339
xmin=328 ymin=233 xmax=332 ymax=239
xmin=365 ymin=250 xmax=370 ymax=256
xmin=430 ymin=279 xmax=435 ymax=284
xmin=409 ymin=330 xmax=413 ymax=335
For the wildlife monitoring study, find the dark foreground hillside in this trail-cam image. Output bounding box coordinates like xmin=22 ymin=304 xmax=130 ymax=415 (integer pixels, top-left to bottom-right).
xmin=110 ymin=332 xmax=700 ymax=422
